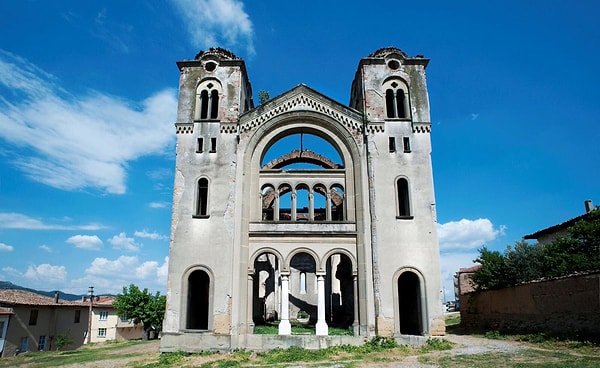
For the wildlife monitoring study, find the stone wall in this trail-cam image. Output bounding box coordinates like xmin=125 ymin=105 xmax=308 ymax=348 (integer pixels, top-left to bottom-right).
xmin=459 ymin=272 xmax=600 ymax=336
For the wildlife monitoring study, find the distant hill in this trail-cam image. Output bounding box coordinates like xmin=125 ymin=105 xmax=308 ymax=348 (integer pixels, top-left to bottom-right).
xmin=0 ymin=281 xmax=84 ymax=301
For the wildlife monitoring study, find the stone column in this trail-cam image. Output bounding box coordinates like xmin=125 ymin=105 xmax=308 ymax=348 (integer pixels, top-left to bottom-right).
xmin=247 ymin=271 xmax=255 ymax=334
xmin=291 ymin=191 xmax=297 ymax=221
xmin=274 ymin=192 xmax=280 ymax=221
xmin=316 ymin=274 xmax=328 ymax=335
xmin=352 ymin=274 xmax=359 ymax=335
xmin=326 ymin=192 xmax=332 ymax=221
xmin=279 ymin=274 xmax=291 ymax=335
xmin=308 ymin=190 xmax=314 ymax=221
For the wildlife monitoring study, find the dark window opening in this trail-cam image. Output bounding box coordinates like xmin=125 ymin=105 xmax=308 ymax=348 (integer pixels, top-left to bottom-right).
xmin=396 ymin=90 xmax=406 ymax=118
xmin=74 ymin=310 xmax=81 ymax=323
xmin=398 ymin=272 xmax=423 ymax=335
xmin=199 ymin=90 xmax=209 ymax=120
xmin=197 ymin=137 xmax=204 ymax=153
xmin=187 ymin=270 xmax=210 ymax=330
xmin=385 ymin=87 xmax=408 ymax=119
xmin=403 ymin=137 xmax=411 ymax=152
xmin=389 ymin=137 xmax=396 ymax=152
xmin=210 ymin=90 xmax=219 ymax=119
xmin=397 ymin=178 xmax=411 ymax=217
xmin=385 ymin=89 xmax=395 ymax=118
xmin=196 ymin=178 xmax=209 ymax=217
xmin=210 ymin=137 xmax=217 ymax=153
xmin=29 ymin=310 xmax=38 ymax=326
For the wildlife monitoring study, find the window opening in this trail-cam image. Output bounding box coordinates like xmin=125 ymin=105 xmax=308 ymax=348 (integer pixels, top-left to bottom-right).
xmin=210 ymin=90 xmax=219 ymax=119
xmin=0 ymin=321 xmax=4 ymax=338
xmin=20 ymin=337 xmax=28 ymax=353
xmin=210 ymin=137 xmax=217 ymax=153
xmin=389 ymin=137 xmax=396 ymax=152
xmin=295 ymin=185 xmax=310 ymax=221
xmin=38 ymin=335 xmax=46 ymax=351
xmin=384 ymin=81 xmax=408 ymax=119
xmin=29 ymin=310 xmax=38 ymax=325
xmin=196 ymin=178 xmax=209 ymax=217
xmin=403 ymin=137 xmax=411 ymax=152
xmin=187 ymin=270 xmax=210 ymax=329
xmin=99 ymin=311 xmax=108 ymax=321
xmin=325 ymin=254 xmax=354 ymax=329
xmin=261 ymin=185 xmax=276 ymax=220
xmin=196 ymin=82 xmax=220 ymax=120
xmin=397 ymin=178 xmax=411 ymax=218
xmin=197 ymin=137 xmax=204 ymax=153
xmin=98 ymin=328 xmax=107 ymax=337
xmin=74 ymin=310 xmax=81 ymax=323
xmin=330 ymin=185 xmax=345 ymax=221
xmin=199 ymin=90 xmax=209 ymax=119
xmin=313 ymin=184 xmax=327 ymax=221
xmin=278 ymin=185 xmax=292 ymax=221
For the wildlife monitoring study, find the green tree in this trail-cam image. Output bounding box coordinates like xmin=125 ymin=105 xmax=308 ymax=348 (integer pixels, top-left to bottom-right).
xmin=55 ymin=329 xmax=74 ymax=351
xmin=504 ymin=240 xmax=544 ymax=285
xmin=112 ymin=284 xmax=166 ymax=340
xmin=472 ymin=247 xmax=509 ymax=290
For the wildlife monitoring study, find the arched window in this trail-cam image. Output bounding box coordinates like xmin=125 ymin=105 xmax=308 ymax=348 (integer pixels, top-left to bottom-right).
xmin=195 ymin=81 xmax=221 ymax=121
xmin=196 ymin=178 xmax=209 ymax=217
xmin=383 ymin=80 xmax=409 ymax=119
xmin=396 ymin=178 xmax=411 ymax=218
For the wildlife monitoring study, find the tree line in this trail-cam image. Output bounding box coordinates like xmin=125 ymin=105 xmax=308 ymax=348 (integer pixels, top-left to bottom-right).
xmin=473 ymin=208 xmax=600 ymax=291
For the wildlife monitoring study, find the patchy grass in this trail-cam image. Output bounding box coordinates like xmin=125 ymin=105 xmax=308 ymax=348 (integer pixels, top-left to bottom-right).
xmin=445 ymin=314 xmax=461 ymax=327
xmin=253 ymin=322 xmax=352 ymax=336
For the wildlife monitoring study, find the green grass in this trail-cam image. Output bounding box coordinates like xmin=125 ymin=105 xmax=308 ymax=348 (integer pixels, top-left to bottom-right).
xmin=253 ymin=322 xmax=353 ymax=336
xmin=445 ymin=315 xmax=461 ymax=327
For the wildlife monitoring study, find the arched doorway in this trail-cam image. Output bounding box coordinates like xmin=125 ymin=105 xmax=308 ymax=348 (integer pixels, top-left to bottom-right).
xmin=186 ymin=270 xmax=210 ymax=330
xmin=252 ymin=252 xmax=280 ymax=325
xmin=398 ymin=271 xmax=423 ymax=335
xmin=325 ymin=253 xmax=354 ymax=329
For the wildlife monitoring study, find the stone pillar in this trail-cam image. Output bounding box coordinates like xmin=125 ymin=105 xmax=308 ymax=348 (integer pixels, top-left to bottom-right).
xmin=308 ymin=190 xmax=314 ymax=221
xmin=352 ymin=274 xmax=359 ymax=335
xmin=316 ymin=274 xmax=328 ymax=335
xmin=326 ymin=192 xmax=332 ymax=221
xmin=247 ymin=271 xmax=255 ymax=334
xmin=279 ymin=274 xmax=291 ymax=335
xmin=291 ymin=191 xmax=297 ymax=221
xmin=274 ymin=192 xmax=280 ymax=221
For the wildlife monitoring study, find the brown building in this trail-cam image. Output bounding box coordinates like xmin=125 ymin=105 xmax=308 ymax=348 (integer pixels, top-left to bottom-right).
xmin=0 ymin=289 xmax=88 ymax=357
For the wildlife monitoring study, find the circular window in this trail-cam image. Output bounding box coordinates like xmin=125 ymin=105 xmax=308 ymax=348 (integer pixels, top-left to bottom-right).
xmin=204 ymin=61 xmax=217 ymax=72
xmin=387 ymin=59 xmax=400 ymax=70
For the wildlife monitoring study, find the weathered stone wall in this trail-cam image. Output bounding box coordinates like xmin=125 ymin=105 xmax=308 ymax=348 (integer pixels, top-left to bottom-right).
xmin=459 ymin=272 xmax=600 ymax=336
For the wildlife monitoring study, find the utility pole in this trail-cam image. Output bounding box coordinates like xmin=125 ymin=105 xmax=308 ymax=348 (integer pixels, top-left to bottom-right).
xmin=86 ymin=286 xmax=94 ymax=344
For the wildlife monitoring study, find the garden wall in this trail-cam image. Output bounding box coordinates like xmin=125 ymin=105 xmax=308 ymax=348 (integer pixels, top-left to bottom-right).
xmin=459 ymin=271 xmax=600 ymax=336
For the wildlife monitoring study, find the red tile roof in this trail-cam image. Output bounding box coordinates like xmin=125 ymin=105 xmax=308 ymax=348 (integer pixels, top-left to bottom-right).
xmin=0 ymin=289 xmax=87 ymax=307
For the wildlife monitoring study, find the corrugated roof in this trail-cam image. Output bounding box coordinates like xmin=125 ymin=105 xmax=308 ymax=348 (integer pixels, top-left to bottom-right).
xmin=0 ymin=289 xmax=87 ymax=307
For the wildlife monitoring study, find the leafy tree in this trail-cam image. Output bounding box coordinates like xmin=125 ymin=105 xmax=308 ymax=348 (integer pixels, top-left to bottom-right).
xmin=55 ymin=329 xmax=74 ymax=350
xmin=472 ymin=247 xmax=509 ymax=290
xmin=504 ymin=240 xmax=544 ymax=285
xmin=112 ymin=284 xmax=166 ymax=340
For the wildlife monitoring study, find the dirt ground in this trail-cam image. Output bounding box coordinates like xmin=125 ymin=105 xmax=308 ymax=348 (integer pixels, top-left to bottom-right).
xmin=60 ymin=333 xmax=525 ymax=368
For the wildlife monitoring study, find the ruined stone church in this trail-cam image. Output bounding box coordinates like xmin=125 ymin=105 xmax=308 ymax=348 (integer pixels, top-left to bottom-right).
xmin=161 ymin=47 xmax=445 ymax=351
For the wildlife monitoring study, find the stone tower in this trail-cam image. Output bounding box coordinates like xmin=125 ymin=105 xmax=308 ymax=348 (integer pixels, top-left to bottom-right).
xmin=161 ymin=47 xmax=444 ymax=352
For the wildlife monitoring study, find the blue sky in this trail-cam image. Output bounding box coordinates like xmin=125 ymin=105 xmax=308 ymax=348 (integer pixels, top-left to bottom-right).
xmin=1 ymin=1 xmax=599 ymax=300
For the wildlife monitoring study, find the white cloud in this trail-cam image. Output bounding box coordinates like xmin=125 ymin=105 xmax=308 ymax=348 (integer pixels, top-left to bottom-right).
xmin=149 ymin=201 xmax=169 ymax=209
xmin=134 ymin=230 xmax=168 ymax=240
xmin=437 ymin=218 xmax=505 ymax=251
xmin=170 ymin=0 xmax=255 ymax=55
xmin=108 ymin=232 xmax=141 ymax=252
xmin=39 ymin=245 xmax=52 ymax=252
xmin=0 ymin=242 xmax=14 ymax=252
xmin=0 ymin=212 xmax=103 ymax=230
xmin=0 ymin=50 xmax=177 ymax=194
xmin=66 ymin=235 xmax=103 ymax=250
xmin=74 ymin=255 xmax=168 ymax=294
xmin=23 ymin=264 xmax=67 ymax=283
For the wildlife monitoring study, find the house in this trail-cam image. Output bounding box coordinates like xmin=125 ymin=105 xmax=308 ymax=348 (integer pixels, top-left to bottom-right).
xmin=84 ymin=295 xmax=143 ymax=344
xmin=0 ymin=289 xmax=88 ymax=357
xmin=524 ymin=200 xmax=596 ymax=245
xmin=161 ymin=46 xmax=444 ymax=352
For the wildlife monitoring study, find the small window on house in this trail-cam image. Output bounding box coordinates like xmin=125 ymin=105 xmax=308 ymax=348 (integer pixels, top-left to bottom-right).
xmin=99 ymin=311 xmax=108 ymax=321
xmin=389 ymin=137 xmax=396 ymax=152
xmin=98 ymin=328 xmax=107 ymax=338
xmin=19 ymin=336 xmax=28 ymax=353
xmin=38 ymin=335 xmax=47 ymax=351
xmin=197 ymin=137 xmax=204 ymax=153
xmin=120 ymin=314 xmax=128 ymax=322
xmin=29 ymin=310 xmax=38 ymax=325
xmin=210 ymin=137 xmax=217 ymax=153
xmin=74 ymin=310 xmax=81 ymax=323
xmin=195 ymin=178 xmax=209 ymax=217
xmin=403 ymin=137 xmax=411 ymax=152
xmin=397 ymin=178 xmax=412 ymax=218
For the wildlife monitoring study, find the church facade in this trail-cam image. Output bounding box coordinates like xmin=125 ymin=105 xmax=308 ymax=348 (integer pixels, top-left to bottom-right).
xmin=161 ymin=47 xmax=445 ymax=351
